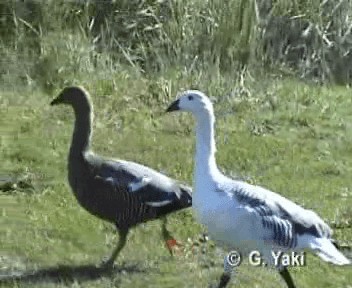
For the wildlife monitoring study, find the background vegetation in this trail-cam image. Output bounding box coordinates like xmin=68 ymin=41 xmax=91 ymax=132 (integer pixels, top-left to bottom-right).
xmin=1 ymin=0 xmax=351 ymax=287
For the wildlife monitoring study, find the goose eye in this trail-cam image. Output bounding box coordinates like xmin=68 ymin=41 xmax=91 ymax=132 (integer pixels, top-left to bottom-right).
xmin=188 ymin=95 xmax=194 ymax=101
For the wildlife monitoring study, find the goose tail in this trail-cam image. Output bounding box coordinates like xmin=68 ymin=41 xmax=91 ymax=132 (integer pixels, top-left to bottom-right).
xmin=312 ymin=238 xmax=351 ymax=265
xmin=179 ymin=184 xmax=192 ymax=207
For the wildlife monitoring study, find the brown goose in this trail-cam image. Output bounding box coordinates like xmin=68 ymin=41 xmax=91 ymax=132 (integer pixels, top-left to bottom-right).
xmin=50 ymin=86 xmax=192 ymax=268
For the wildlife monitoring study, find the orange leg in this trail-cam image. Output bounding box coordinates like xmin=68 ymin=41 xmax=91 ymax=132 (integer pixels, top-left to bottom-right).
xmin=165 ymin=238 xmax=184 ymax=255
xmin=161 ymin=217 xmax=184 ymax=256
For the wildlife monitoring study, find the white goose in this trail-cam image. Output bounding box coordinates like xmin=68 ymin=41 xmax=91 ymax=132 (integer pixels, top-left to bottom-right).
xmin=166 ymin=90 xmax=350 ymax=288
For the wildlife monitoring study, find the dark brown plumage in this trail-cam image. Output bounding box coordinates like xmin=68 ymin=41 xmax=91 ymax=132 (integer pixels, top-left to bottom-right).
xmin=50 ymin=86 xmax=192 ymax=267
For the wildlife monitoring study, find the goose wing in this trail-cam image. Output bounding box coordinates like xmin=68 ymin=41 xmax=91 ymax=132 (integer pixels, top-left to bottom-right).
xmin=219 ymin=180 xmax=331 ymax=248
xmin=98 ymin=159 xmax=192 ymax=208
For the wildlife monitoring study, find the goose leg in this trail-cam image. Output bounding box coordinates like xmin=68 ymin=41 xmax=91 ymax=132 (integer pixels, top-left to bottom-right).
xmin=218 ymin=255 xmax=234 ymax=288
xmin=278 ymin=267 xmax=296 ymax=288
xmin=161 ymin=217 xmax=182 ymax=255
xmin=101 ymin=228 xmax=129 ymax=269
xmin=217 ymin=273 xmax=231 ymax=288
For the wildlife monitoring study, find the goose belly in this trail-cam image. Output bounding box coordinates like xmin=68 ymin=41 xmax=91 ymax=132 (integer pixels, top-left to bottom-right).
xmin=194 ymin=191 xmax=260 ymax=252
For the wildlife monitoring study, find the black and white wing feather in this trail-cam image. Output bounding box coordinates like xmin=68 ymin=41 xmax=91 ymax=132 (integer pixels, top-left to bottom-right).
xmin=219 ymin=180 xmax=332 ymax=249
xmin=98 ymin=159 xmax=192 ymax=209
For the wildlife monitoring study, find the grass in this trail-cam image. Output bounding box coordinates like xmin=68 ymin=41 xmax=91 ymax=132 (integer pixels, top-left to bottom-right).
xmin=1 ymin=70 xmax=352 ymax=287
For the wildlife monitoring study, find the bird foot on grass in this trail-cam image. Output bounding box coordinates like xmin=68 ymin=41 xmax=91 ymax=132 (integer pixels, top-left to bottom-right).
xmin=208 ymin=273 xmax=232 ymax=288
xmin=99 ymin=258 xmax=115 ymax=270
xmin=166 ymin=238 xmax=184 ymax=256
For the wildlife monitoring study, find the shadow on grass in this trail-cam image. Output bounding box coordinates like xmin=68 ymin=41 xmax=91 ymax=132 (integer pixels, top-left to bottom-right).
xmin=0 ymin=263 xmax=146 ymax=285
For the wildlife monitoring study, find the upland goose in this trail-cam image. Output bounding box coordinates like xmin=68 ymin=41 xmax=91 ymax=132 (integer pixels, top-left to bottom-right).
xmin=166 ymin=90 xmax=350 ymax=288
xmin=50 ymin=86 xmax=192 ymax=268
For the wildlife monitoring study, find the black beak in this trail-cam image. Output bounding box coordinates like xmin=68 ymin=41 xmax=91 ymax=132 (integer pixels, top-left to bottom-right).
xmin=50 ymin=96 xmax=62 ymax=106
xmin=166 ymin=99 xmax=180 ymax=112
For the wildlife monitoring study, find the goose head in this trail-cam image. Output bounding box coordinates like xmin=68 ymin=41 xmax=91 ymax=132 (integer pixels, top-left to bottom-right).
xmin=166 ymin=90 xmax=213 ymax=116
xmin=51 ymin=86 xmax=91 ymax=110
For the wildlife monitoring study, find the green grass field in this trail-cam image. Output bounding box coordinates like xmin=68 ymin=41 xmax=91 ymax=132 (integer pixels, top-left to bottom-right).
xmin=1 ymin=0 xmax=352 ymax=287
xmin=1 ymin=72 xmax=351 ymax=287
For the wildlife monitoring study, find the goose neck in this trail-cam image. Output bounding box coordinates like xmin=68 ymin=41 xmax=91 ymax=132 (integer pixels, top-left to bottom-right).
xmin=70 ymin=105 xmax=92 ymax=157
xmin=194 ymin=112 xmax=218 ymax=178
